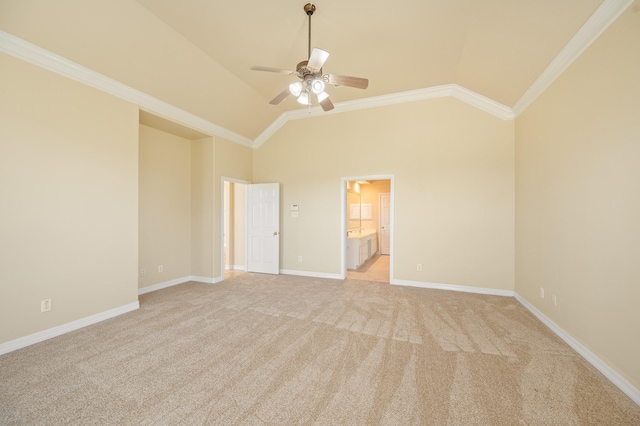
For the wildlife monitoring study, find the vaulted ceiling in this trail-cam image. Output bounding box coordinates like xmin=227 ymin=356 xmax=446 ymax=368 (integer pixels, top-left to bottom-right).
xmin=134 ymin=0 xmax=602 ymax=108
xmin=0 ymin=0 xmax=618 ymax=142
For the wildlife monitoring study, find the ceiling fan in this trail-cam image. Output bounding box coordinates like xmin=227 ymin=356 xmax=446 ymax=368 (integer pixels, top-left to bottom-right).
xmin=251 ymin=3 xmax=369 ymax=111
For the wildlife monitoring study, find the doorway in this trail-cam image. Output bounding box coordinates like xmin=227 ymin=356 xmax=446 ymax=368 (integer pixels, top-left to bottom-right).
xmin=222 ymin=178 xmax=248 ymax=276
xmin=342 ymin=176 xmax=394 ymax=283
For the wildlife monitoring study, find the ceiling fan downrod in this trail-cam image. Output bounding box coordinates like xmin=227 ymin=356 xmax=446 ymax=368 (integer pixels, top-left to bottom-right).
xmin=304 ymin=3 xmax=316 ymax=60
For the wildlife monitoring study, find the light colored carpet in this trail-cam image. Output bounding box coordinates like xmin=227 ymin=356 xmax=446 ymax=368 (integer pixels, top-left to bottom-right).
xmin=1 ymin=274 xmax=639 ymax=425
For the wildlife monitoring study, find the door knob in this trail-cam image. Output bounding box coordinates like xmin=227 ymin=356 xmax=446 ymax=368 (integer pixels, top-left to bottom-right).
xmin=273 ymin=231 xmax=279 ymax=236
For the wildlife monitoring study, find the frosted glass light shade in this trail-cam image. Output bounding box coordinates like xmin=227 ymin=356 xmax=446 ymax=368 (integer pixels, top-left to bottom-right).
xmin=297 ymin=91 xmax=309 ymax=105
xmin=311 ymin=79 xmax=325 ymax=94
xmin=289 ymin=82 xmax=303 ymax=97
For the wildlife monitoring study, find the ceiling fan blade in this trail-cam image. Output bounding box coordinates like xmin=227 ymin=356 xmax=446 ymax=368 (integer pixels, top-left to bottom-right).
xmin=307 ymin=48 xmax=330 ymax=72
xmin=251 ymin=66 xmax=296 ymax=75
xmin=325 ymin=74 xmax=369 ymax=89
xmin=269 ymin=88 xmax=291 ymax=105
xmin=319 ymin=95 xmax=334 ymax=111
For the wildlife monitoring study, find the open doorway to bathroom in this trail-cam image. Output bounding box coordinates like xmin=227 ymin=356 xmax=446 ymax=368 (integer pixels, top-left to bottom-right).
xmin=343 ymin=177 xmax=393 ymax=283
xmin=222 ymin=178 xmax=248 ymax=279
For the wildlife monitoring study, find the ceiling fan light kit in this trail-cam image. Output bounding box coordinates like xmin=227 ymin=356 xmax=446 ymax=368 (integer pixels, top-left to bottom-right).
xmin=289 ymin=82 xmax=303 ymax=97
xmin=251 ymin=3 xmax=369 ymax=112
xmin=297 ymin=92 xmax=310 ymax=105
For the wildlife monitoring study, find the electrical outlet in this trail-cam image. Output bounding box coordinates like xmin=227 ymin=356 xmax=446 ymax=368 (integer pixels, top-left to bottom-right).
xmin=41 ymin=299 xmax=51 ymax=312
xmin=417 ymin=264 xmax=422 ymax=271
xmin=141 ymin=268 xmax=146 ymax=277
xmin=552 ymin=294 xmax=557 ymax=307
xmin=158 ymin=265 xmax=163 ymax=273
xmin=540 ymin=287 xmax=545 ymax=298
xmin=298 ymin=256 xmax=303 ymax=262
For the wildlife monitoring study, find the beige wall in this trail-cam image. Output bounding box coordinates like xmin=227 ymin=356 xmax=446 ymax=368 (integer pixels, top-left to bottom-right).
xmin=515 ymin=3 xmax=640 ymax=390
xmin=139 ymin=125 xmax=192 ymax=288
xmin=135 ymin=133 xmax=251 ymax=283
xmin=191 ymin=137 xmax=215 ymax=280
xmin=3 ymin=0 xmax=634 ymax=396
xmin=0 ymin=53 xmax=139 ymax=344
xmin=254 ymin=97 xmax=515 ymax=289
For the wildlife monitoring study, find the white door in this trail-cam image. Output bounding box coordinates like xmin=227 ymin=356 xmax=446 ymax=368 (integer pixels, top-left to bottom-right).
xmin=247 ymin=183 xmax=280 ymax=274
xmin=379 ymin=193 xmax=391 ymax=255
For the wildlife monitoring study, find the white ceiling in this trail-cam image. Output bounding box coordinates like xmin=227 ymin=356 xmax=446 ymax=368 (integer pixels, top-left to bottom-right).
xmin=134 ymin=0 xmax=602 ymax=109
xmin=1 ymin=0 xmax=628 ymax=142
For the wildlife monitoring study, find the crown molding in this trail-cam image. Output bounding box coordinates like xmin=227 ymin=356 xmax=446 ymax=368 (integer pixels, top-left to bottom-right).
xmin=512 ymin=0 xmax=634 ymax=117
xmin=253 ymin=112 xmax=291 ymax=149
xmin=3 ymin=0 xmax=629 ymax=150
xmin=0 ymin=30 xmax=253 ymax=147
xmin=253 ymin=84 xmax=513 ymax=148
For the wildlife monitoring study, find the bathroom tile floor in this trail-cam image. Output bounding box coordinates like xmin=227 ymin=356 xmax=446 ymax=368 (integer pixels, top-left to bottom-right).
xmin=225 ymin=255 xmax=390 ymax=283
xmin=347 ymin=254 xmax=390 ymax=283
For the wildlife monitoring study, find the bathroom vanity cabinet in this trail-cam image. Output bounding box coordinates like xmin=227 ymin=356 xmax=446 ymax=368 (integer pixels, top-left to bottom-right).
xmin=346 ymin=230 xmax=378 ymax=270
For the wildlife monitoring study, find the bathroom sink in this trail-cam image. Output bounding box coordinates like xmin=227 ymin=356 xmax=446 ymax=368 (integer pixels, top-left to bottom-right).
xmin=347 ymin=229 xmax=376 ymax=239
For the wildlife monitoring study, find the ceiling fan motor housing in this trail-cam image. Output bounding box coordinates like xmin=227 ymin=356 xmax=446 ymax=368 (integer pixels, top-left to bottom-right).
xmin=296 ymin=60 xmax=309 ymax=73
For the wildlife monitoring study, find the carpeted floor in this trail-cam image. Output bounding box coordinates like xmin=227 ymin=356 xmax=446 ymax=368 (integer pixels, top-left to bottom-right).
xmin=1 ymin=273 xmax=639 ymax=425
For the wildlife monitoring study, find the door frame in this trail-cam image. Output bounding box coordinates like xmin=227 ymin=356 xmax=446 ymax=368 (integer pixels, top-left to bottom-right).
xmin=220 ymin=176 xmax=251 ymax=280
xmin=379 ymin=192 xmax=391 ymax=255
xmin=340 ymin=174 xmax=395 ymax=281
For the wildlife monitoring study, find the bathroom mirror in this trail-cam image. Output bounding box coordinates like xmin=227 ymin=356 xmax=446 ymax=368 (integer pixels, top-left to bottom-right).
xmin=347 ymin=189 xmax=361 ymax=231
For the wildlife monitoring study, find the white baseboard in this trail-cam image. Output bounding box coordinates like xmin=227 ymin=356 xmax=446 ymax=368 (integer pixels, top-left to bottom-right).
xmin=0 ymin=301 xmax=139 ymax=356
xmin=225 ymin=265 xmax=245 ymax=271
xmin=138 ymin=276 xmax=192 ymax=295
xmin=514 ymin=293 xmax=640 ymax=406
xmin=190 ymin=275 xmax=224 ymax=284
xmin=190 ymin=275 xmax=215 ymax=284
xmin=139 ymin=275 xmax=225 ymax=295
xmin=390 ymin=280 xmax=640 ymax=405
xmin=280 ymin=269 xmax=343 ymax=280
xmin=392 ymin=278 xmax=515 ymax=297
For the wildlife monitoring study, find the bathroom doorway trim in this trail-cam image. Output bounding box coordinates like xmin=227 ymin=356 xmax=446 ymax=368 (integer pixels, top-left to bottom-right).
xmin=340 ymin=174 xmax=395 ymax=281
